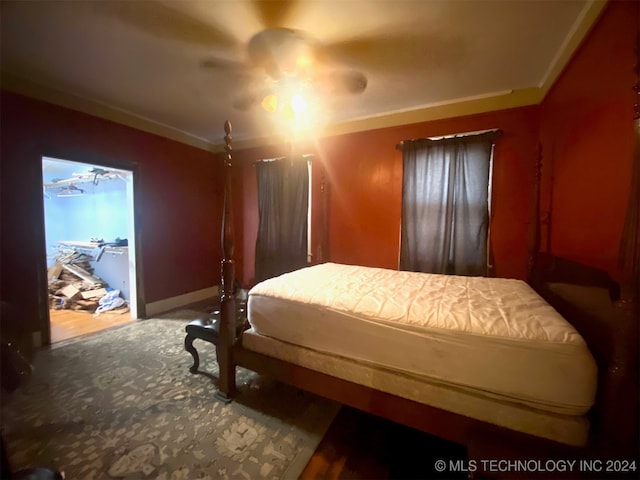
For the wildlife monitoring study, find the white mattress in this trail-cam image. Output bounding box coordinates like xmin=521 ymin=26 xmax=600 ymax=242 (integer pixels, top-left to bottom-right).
xmin=242 ymin=330 xmax=590 ymax=446
xmin=247 ymin=263 xmax=598 ymax=416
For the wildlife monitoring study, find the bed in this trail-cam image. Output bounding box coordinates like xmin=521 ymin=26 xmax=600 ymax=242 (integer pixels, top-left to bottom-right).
xmin=246 ymin=262 xmax=597 ymax=442
xmin=207 ymin=121 xmax=638 ymax=468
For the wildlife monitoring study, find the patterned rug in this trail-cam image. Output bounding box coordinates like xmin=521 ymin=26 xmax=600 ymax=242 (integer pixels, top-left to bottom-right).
xmin=1 ymin=310 xmax=341 ymax=479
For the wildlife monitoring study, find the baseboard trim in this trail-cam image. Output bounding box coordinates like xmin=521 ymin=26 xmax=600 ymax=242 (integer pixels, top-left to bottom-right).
xmin=145 ymin=286 xmax=219 ymax=317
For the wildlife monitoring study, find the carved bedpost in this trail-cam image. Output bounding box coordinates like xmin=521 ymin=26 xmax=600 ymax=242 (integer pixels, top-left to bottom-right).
xmin=216 ymin=120 xmax=237 ymax=401
xmin=318 ymin=168 xmax=329 ymax=263
xmin=618 ymin=32 xmax=640 ymax=307
xmin=527 ymin=143 xmax=543 ymax=283
xmin=599 ymin=32 xmax=640 ymax=458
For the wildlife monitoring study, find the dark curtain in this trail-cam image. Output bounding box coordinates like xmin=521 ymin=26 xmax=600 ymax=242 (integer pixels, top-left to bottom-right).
xmin=255 ymin=157 xmax=309 ymax=282
xmin=399 ymin=131 xmax=499 ymax=276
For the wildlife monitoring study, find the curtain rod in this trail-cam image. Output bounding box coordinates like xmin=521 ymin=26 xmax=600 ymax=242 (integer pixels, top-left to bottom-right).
xmin=254 ymin=153 xmax=313 ymax=164
xmin=395 ymin=128 xmax=502 ymax=150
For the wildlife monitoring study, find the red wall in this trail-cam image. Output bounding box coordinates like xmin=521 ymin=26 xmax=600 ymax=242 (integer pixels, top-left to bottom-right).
xmin=1 ymin=92 xmax=223 ymax=336
xmin=539 ymin=0 xmax=638 ymax=277
xmin=234 ymin=106 xmax=540 ymax=286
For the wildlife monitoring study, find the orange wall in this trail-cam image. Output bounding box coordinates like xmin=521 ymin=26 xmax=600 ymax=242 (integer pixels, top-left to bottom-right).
xmin=1 ymin=92 xmax=223 ymax=333
xmin=234 ymin=106 xmax=540 ymax=286
xmin=539 ymin=0 xmax=638 ymax=276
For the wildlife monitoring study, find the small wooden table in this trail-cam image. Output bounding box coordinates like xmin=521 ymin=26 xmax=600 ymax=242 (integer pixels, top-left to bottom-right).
xmin=184 ymin=301 xmax=247 ymax=375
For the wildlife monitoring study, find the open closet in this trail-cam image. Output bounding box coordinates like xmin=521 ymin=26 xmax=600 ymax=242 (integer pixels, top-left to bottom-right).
xmin=41 ymin=156 xmax=138 ymax=343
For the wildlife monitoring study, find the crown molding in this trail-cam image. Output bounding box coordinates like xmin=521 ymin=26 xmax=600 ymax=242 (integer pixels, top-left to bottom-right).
xmin=537 ymin=0 xmax=607 ymax=96
xmin=323 ymin=89 xmax=544 ymax=138
xmin=1 ymin=71 xmax=216 ymax=151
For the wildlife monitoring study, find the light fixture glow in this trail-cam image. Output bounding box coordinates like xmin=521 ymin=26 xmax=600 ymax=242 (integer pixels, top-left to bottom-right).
xmin=282 ymin=103 xmax=295 ymax=120
xmin=260 ymin=76 xmax=323 ymax=136
xmin=295 ymin=53 xmax=313 ymax=72
xmin=261 ymin=94 xmax=278 ymax=113
xmin=291 ymin=94 xmax=307 ymax=114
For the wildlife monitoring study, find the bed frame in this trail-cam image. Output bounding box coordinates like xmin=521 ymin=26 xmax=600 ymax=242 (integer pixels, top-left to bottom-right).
xmin=211 ymin=121 xmax=638 ymax=471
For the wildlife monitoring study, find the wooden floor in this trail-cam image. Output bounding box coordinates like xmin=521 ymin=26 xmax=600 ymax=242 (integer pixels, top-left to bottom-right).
xmin=49 ymin=308 xmax=135 ymax=344
xmin=301 ymin=406 xmax=467 ymax=480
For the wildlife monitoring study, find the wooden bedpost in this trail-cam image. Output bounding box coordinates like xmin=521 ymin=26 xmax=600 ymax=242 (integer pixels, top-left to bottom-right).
xmin=527 ymin=143 xmax=543 ymax=283
xmin=601 ymin=33 xmax=640 ymax=458
xmin=216 ymin=120 xmax=237 ymax=401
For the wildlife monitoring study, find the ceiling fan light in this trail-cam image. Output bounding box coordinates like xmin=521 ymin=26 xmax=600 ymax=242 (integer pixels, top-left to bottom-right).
xmin=261 ymin=94 xmax=278 ymax=113
xmin=295 ymin=52 xmax=313 ymax=73
xmin=282 ymin=103 xmax=295 ymax=120
xmin=291 ymin=94 xmax=308 ymax=114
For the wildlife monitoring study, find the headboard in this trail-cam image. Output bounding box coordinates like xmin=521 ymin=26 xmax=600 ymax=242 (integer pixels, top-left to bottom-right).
xmin=530 ymin=254 xmax=638 ymax=458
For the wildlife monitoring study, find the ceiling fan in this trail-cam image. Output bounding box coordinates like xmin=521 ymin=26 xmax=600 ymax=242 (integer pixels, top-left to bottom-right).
xmin=92 ymin=0 xmax=438 ymax=120
xmin=206 ymin=27 xmax=368 ymax=116
xmin=91 ymin=1 xmax=375 ymax=116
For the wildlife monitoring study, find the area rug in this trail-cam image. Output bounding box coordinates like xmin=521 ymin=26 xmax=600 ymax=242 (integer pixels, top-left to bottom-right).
xmin=1 ymin=311 xmax=341 ymax=479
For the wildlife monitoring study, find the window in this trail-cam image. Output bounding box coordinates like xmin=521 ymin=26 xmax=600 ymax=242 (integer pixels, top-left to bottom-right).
xmin=398 ymin=130 xmax=500 ymax=276
xmin=255 ymin=155 xmax=312 ymax=282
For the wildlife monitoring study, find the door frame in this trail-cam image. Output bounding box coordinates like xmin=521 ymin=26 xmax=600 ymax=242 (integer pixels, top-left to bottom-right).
xmin=37 ymin=150 xmax=146 ymax=345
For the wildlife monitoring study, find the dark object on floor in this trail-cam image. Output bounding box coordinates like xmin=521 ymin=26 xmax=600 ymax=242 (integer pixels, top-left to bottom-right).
xmin=9 ymin=467 xmax=65 ymax=479
xmin=1 ymin=303 xmax=65 ymax=480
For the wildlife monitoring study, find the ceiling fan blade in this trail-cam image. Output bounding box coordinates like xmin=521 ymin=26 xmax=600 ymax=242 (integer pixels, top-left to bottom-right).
xmin=90 ymin=1 xmax=239 ymax=49
xmin=250 ymin=0 xmax=302 ymax=29
xmin=232 ymin=92 xmax=259 ymax=111
xmin=316 ymin=70 xmax=368 ymax=95
xmin=200 ymin=57 xmax=251 ymax=75
xmin=321 ymin=30 xmax=463 ymax=74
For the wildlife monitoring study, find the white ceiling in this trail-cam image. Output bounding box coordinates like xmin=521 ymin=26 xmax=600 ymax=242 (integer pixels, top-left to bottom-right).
xmin=1 ymin=0 xmax=605 ymax=149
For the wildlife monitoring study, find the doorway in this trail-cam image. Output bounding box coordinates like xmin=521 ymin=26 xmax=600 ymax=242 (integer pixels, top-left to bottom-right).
xmin=41 ymin=156 xmax=139 ymax=343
